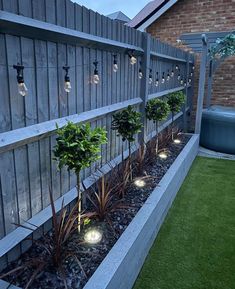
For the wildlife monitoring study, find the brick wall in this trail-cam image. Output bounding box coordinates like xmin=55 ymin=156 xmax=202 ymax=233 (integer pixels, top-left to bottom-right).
xmin=147 ymin=0 xmax=235 ymax=122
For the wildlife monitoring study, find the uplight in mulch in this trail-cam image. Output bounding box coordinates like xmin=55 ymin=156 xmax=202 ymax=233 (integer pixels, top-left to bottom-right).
xmin=173 ymin=139 xmax=181 ymax=144
xmin=84 ymin=229 xmax=102 ymax=244
xmin=134 ymin=178 xmax=146 ymax=188
xmin=159 ymin=152 xmax=168 ymax=159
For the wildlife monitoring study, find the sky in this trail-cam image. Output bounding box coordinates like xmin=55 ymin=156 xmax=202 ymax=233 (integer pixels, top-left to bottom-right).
xmin=71 ymin=0 xmax=150 ymax=19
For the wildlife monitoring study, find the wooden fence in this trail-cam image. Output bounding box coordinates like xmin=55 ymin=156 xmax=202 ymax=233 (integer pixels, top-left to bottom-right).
xmin=0 ymin=0 xmax=194 ymax=269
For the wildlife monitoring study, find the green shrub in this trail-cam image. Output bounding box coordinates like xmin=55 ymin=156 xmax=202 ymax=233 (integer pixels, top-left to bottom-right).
xmin=111 ymin=105 xmax=142 ymax=143
xmin=54 ymin=121 xmax=107 ymax=231
xmin=146 ymin=98 xmax=170 ymax=123
xmin=167 ymin=91 xmax=185 ymax=139
xmin=167 ymin=91 xmax=185 ymax=115
xmin=145 ymin=98 xmax=170 ymax=153
xmin=112 ymin=105 xmax=142 ymax=179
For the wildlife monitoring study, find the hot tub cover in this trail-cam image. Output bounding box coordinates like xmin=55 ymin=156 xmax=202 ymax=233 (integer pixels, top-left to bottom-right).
xmin=200 ymin=105 xmax=235 ymax=154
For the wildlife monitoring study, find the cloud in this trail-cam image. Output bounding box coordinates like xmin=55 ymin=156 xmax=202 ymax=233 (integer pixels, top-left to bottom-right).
xmin=71 ymin=0 xmax=149 ymax=19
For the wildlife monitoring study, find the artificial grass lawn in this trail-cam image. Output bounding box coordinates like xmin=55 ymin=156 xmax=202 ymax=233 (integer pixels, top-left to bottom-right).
xmin=133 ymin=156 xmax=235 ymax=289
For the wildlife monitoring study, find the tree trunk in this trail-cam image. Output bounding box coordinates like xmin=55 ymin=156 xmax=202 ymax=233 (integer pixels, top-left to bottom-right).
xmin=171 ymin=112 xmax=174 ymax=140
xmin=76 ymin=172 xmax=81 ymax=233
xmin=155 ymin=121 xmax=159 ymax=154
xmin=121 ymin=142 xmax=124 ymax=163
xmin=128 ymin=141 xmax=133 ymax=181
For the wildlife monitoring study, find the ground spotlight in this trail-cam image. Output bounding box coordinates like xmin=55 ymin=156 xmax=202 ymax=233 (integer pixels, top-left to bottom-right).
xmin=134 ymin=178 xmax=146 ymax=188
xmin=174 ymin=139 xmax=181 ymax=144
xmin=159 ymin=152 xmax=168 ymax=159
xmin=84 ymin=229 xmax=102 ymax=244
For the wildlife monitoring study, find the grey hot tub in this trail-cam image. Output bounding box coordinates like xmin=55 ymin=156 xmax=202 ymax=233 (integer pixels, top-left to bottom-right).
xmin=200 ymin=105 xmax=235 ymax=154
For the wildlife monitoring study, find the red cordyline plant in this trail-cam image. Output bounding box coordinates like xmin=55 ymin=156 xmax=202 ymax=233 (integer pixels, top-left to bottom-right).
xmin=83 ymin=165 xmax=132 ymax=231
xmin=0 ymin=191 xmax=84 ymax=289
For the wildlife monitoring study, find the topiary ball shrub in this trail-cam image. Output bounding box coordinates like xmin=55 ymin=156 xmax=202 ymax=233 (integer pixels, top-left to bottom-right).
xmin=167 ymin=91 xmax=185 ymax=115
xmin=111 ymin=105 xmax=142 ymax=143
xmin=146 ymin=98 xmax=170 ymax=123
xmin=54 ymin=122 xmax=107 ymax=174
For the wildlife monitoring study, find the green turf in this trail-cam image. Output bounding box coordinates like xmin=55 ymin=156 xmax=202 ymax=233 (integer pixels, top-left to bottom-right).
xmin=133 ymin=157 xmax=235 ymax=289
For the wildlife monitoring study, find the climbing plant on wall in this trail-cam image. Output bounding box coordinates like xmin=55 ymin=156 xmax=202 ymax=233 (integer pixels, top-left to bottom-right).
xmin=210 ymin=33 xmax=235 ymax=58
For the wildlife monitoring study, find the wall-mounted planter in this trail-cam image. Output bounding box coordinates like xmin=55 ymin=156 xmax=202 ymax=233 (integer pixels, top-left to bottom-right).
xmin=0 ymin=134 xmax=199 ymax=289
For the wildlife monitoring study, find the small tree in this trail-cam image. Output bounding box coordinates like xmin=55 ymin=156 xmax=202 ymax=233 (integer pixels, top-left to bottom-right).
xmin=111 ymin=105 xmax=142 ymax=179
xmin=54 ymin=122 xmax=107 ymax=231
xmin=167 ymin=91 xmax=185 ymax=139
xmin=146 ymin=98 xmax=170 ymax=153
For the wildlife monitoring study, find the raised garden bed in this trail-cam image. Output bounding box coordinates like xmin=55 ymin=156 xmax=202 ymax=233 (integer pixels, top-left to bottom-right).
xmin=0 ymin=133 xmax=199 ymax=289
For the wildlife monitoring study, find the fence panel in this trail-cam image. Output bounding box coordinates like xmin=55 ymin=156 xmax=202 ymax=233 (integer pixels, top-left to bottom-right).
xmin=0 ymin=0 xmax=194 ymax=269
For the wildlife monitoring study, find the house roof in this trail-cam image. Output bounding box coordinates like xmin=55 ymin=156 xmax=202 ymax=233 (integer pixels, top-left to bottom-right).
xmin=107 ymin=11 xmax=131 ymax=23
xmin=127 ymin=0 xmax=178 ymax=31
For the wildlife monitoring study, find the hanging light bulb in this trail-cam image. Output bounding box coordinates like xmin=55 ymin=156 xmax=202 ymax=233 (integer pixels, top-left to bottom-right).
xmin=190 ymin=71 xmax=193 ymax=77
xmin=149 ymin=69 xmax=153 ymax=85
xmin=192 ymin=65 xmax=195 ymax=70
xmin=155 ymin=72 xmax=159 ymax=87
xmin=113 ymin=54 xmax=118 ymax=72
xmin=13 ymin=63 xmax=28 ymax=96
xmin=175 ymin=64 xmax=179 ymax=70
xmin=177 ymin=69 xmax=181 ymax=81
xmin=161 ymin=72 xmax=165 ymax=84
xmin=63 ymin=65 xmax=71 ymax=93
xmin=188 ymin=78 xmax=192 ymax=84
xmin=138 ymin=61 xmax=143 ymax=79
xmin=171 ymin=66 xmax=174 ymax=77
xmin=93 ymin=61 xmax=100 ymax=84
xmin=167 ymin=70 xmax=170 ymax=81
xmin=128 ymin=50 xmax=137 ymax=65
xmin=184 ymin=79 xmax=187 ymax=87
xmin=180 ymin=77 xmax=184 ymax=85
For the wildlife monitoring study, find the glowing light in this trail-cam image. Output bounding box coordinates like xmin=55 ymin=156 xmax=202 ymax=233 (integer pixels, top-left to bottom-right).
xmin=13 ymin=63 xmax=28 ymax=96
xmin=93 ymin=74 xmax=100 ymax=84
xmin=63 ymin=66 xmax=71 ymax=93
xmin=113 ymin=54 xmax=118 ymax=72
xmin=139 ymin=70 xmax=143 ymax=79
xmin=113 ymin=63 xmax=118 ymax=72
xmin=18 ymin=82 xmax=28 ymax=96
xmin=134 ymin=179 xmax=146 ymax=188
xmin=93 ymin=61 xmax=100 ymax=84
xmin=174 ymin=139 xmax=181 ymax=144
xmin=149 ymin=69 xmax=153 ymax=84
xmin=162 ymin=72 xmax=165 ymax=84
xmin=159 ymin=152 xmax=167 ymax=159
xmin=64 ymin=80 xmax=72 ymax=93
xmin=130 ymin=55 xmax=137 ymax=65
xmin=84 ymin=229 xmax=102 ymax=244
xmin=167 ymin=70 xmax=170 ymax=81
